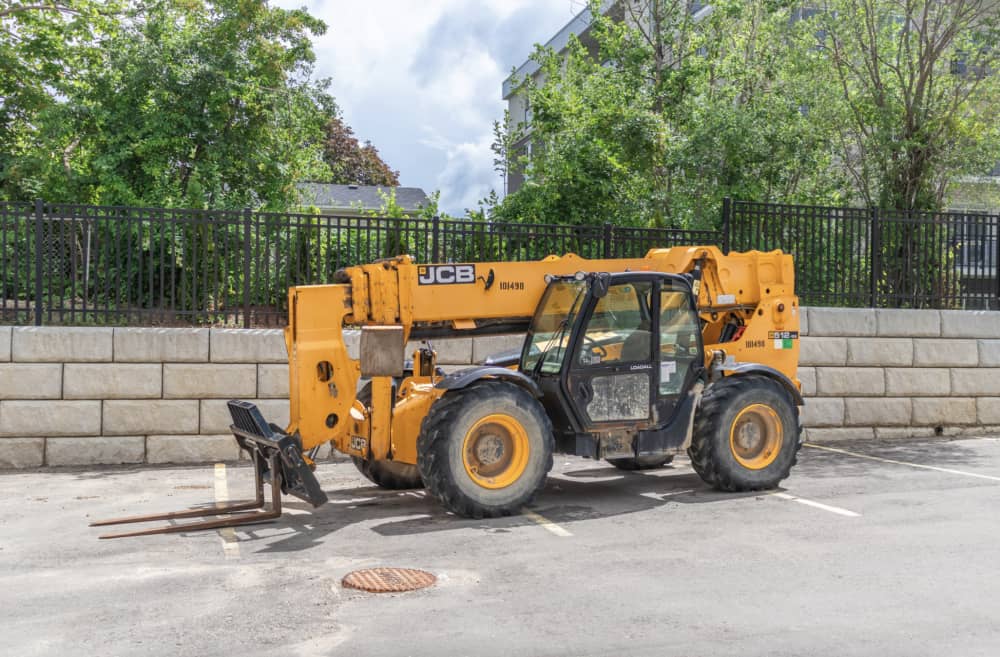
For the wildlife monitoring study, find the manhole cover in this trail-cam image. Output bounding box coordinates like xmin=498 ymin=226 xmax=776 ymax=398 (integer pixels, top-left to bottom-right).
xmin=342 ymin=568 xmax=436 ymax=593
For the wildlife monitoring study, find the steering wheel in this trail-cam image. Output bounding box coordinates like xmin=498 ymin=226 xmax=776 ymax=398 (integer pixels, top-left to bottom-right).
xmin=582 ymin=334 xmax=608 ymax=360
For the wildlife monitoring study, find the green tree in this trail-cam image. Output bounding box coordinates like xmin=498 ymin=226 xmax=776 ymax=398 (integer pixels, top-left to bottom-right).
xmin=2 ymin=0 xmax=335 ymax=209
xmin=810 ymin=0 xmax=1000 ymax=212
xmin=492 ymin=0 xmax=846 ymax=229
xmin=0 ymin=1 xmax=116 ymax=197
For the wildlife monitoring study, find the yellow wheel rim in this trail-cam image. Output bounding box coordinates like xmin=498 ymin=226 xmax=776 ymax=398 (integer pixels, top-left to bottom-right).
xmin=461 ymin=414 xmax=530 ymax=489
xmin=729 ymin=404 xmax=783 ymax=470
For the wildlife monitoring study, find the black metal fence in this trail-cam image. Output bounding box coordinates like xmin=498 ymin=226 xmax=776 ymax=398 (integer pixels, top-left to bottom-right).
xmin=0 ymin=201 xmax=718 ymax=327
xmin=2 ymin=199 xmax=996 ymax=327
xmin=727 ymin=199 xmax=1000 ymax=310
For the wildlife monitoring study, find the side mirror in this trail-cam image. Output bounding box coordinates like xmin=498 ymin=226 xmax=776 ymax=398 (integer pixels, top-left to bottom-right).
xmin=592 ymin=273 xmax=610 ymax=298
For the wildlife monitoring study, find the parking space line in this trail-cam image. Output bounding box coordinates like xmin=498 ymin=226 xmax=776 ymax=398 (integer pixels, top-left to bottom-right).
xmin=214 ymin=464 xmax=241 ymax=559
xmin=640 ymin=489 xmax=695 ymax=501
xmin=805 ymin=443 xmax=1000 ymax=482
xmin=773 ymin=492 xmax=860 ymax=517
xmin=523 ymin=510 xmax=573 ymax=537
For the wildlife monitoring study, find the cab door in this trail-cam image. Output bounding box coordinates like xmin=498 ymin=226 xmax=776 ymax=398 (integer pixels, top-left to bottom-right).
xmin=652 ymin=281 xmax=704 ymax=423
xmin=564 ymin=278 xmax=656 ymax=431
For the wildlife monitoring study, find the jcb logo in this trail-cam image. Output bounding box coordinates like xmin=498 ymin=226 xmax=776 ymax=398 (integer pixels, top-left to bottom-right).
xmin=418 ymin=264 xmax=475 ymax=285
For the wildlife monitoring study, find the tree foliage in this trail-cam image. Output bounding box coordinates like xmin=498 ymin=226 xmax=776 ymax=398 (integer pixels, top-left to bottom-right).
xmin=0 ymin=0 xmax=354 ymax=209
xmin=322 ymin=115 xmax=400 ymax=186
xmin=813 ymin=0 xmax=1000 ymax=211
xmin=492 ymin=0 xmax=1000 ymax=227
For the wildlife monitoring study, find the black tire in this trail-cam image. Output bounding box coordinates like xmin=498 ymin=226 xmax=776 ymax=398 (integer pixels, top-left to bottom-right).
xmin=688 ymin=375 xmax=801 ymax=492
xmin=417 ymin=381 xmax=554 ymax=519
xmin=350 ymin=381 xmax=424 ymax=490
xmin=606 ymin=454 xmax=675 ymax=471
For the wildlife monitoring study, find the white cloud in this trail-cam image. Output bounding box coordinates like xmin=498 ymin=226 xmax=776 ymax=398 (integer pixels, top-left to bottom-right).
xmin=272 ymin=0 xmax=577 ymax=215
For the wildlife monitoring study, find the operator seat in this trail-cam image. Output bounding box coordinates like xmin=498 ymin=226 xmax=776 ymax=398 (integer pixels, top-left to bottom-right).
xmin=620 ymin=328 xmax=652 ymax=362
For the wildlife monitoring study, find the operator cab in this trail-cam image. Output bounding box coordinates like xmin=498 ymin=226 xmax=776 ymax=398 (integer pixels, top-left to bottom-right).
xmin=519 ymin=272 xmax=706 ymax=460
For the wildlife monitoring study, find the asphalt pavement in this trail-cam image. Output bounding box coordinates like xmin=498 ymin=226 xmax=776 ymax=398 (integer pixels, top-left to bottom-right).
xmin=3 ymin=435 xmax=1000 ymax=657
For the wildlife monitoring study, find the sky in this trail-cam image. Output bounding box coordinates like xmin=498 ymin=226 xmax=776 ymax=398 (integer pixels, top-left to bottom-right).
xmin=271 ymin=0 xmax=585 ymax=216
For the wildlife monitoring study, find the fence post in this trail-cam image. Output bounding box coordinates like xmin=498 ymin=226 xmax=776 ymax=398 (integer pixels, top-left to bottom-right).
xmin=870 ymin=207 xmax=881 ymax=308
xmin=242 ymin=208 xmax=252 ymax=329
xmin=995 ymin=215 xmax=1000 ymax=309
xmin=720 ymin=197 xmax=732 ymax=254
xmin=432 ymin=215 xmax=440 ymax=262
xmin=33 ymin=198 xmax=44 ymax=326
xmin=603 ymin=223 xmax=613 ymax=259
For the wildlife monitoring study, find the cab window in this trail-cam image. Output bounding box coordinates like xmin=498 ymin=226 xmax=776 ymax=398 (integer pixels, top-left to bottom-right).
xmin=576 ymin=282 xmax=653 ymax=366
xmin=658 ymin=290 xmax=700 ymax=395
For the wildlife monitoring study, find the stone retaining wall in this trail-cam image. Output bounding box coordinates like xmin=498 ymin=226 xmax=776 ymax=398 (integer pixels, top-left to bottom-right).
xmin=0 ymin=307 xmax=997 ymax=468
xmin=798 ymin=308 xmax=999 ymax=441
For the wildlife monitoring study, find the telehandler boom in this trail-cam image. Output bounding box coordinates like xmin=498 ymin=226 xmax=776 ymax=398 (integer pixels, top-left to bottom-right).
xmin=94 ymin=246 xmax=803 ymax=537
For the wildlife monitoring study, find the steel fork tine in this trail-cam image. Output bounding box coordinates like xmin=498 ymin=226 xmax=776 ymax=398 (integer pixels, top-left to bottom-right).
xmin=93 ymin=451 xmax=283 ymax=539
xmin=96 ymin=485 xmax=281 ymax=539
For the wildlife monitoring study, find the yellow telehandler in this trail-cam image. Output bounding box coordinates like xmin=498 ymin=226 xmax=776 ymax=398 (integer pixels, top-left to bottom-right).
xmin=94 ymin=246 xmax=803 ymax=537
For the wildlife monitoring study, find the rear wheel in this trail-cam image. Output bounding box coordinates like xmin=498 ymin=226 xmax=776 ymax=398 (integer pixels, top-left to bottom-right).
xmin=606 ymin=454 xmax=675 ymax=471
xmin=417 ymin=382 xmax=553 ymax=518
xmin=351 ymin=381 xmax=423 ymax=490
xmin=688 ymin=375 xmax=801 ymax=491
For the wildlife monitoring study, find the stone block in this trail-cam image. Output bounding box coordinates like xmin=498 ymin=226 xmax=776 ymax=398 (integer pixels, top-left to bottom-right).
xmin=979 ymin=340 xmax=1000 ymax=367
xmin=977 ymin=398 xmax=1000 ymax=425
xmin=0 ymin=364 xmax=63 ymax=399
xmin=200 ymin=398 xmax=289 ymax=434
xmin=147 ymin=435 xmax=241 ymax=464
xmin=800 ymin=398 xmax=844 ymax=427
xmin=912 ymin=339 xmax=979 ymax=367
xmin=807 ymin=308 xmax=876 ymax=337
xmin=799 ymin=337 xmax=847 ymax=366
xmin=912 ymin=398 xmax=977 ymax=426
xmin=815 ymin=368 xmax=884 ymax=396
xmin=951 ymin=369 xmax=1000 ymax=396
xmin=63 ymin=364 xmax=161 ymax=399
xmin=940 ymin=310 xmax=1000 ymax=338
xmin=405 ymin=338 xmax=472 ymax=365
xmin=884 ymin=368 xmax=950 ymax=396
xmin=102 ymin=400 xmax=199 ymax=435
xmin=0 ymin=326 xmax=10 ymax=361
xmin=875 ymin=427 xmax=936 ymax=440
xmin=473 ymin=334 xmax=527 ymax=363
xmin=162 ymin=364 xmax=257 ymax=399
xmin=0 ymin=438 xmax=45 ymax=468
xmin=12 ymin=327 xmax=112 ymax=362
xmin=46 ymin=436 xmax=145 ymax=466
xmin=257 ymin=364 xmax=289 ymax=398
xmin=114 ymin=328 xmax=209 ymax=362
xmin=0 ymin=400 xmax=101 ymax=436
xmin=210 ymin=329 xmax=287 ymax=363
xmin=804 ymin=427 xmax=875 ymax=442
xmin=798 ymin=306 xmax=809 ymax=336
xmin=797 ymin=367 xmax=816 ymax=397
xmin=846 ymin=338 xmax=912 ymax=367
xmin=876 ymin=309 xmax=940 ymax=337
xmin=960 ymin=425 xmax=1000 ymax=437
xmin=845 ymin=397 xmax=911 ymax=427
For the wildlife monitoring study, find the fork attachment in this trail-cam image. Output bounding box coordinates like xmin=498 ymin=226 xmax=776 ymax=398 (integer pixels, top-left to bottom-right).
xmin=91 ymin=401 xmax=327 ymax=539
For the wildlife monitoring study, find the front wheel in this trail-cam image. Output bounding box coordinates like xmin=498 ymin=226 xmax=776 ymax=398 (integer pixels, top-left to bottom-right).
xmin=417 ymin=382 xmax=553 ymax=518
xmin=688 ymin=375 xmax=801 ymax=491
